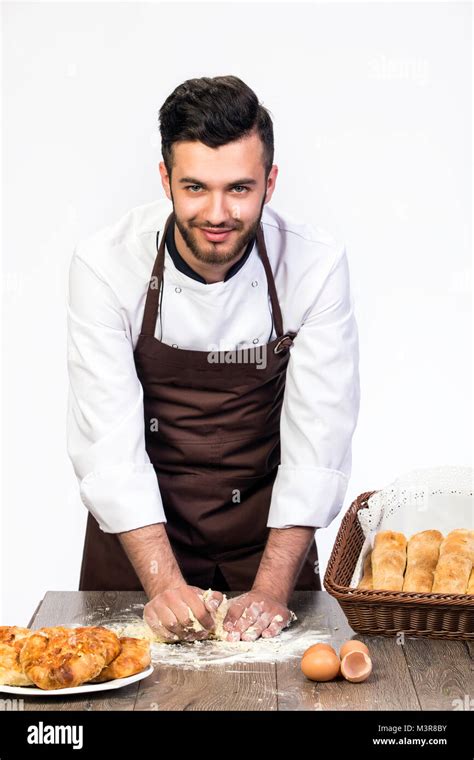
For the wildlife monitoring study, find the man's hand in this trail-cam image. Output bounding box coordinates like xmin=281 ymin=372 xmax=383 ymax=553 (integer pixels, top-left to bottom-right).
xmin=222 ymin=590 xmax=292 ymax=642
xmin=144 ymin=583 xmax=223 ymax=643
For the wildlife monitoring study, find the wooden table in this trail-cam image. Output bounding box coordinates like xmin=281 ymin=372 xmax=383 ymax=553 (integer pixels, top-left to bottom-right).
xmin=22 ymin=590 xmax=473 ymax=711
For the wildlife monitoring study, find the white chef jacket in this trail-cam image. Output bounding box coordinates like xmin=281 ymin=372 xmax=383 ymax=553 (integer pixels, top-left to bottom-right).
xmin=67 ymin=198 xmax=360 ymax=534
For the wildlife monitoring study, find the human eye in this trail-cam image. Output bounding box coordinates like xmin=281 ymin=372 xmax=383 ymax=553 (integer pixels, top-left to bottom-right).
xmin=184 ymin=184 xmax=203 ymax=192
xmin=231 ymin=185 xmax=250 ymax=194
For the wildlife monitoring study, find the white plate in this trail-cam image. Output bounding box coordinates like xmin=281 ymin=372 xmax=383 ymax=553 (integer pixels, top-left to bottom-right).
xmin=0 ymin=664 xmax=154 ymax=696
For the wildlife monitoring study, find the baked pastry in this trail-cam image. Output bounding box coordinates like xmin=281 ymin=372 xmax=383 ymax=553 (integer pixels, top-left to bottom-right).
xmin=358 ymin=528 xmax=474 ymax=595
xmin=432 ymin=529 xmax=474 ymax=594
xmin=19 ymin=626 xmax=120 ymax=690
xmin=438 ymin=529 xmax=474 ymax=561
xmin=358 ymin=551 xmax=373 ymax=590
xmin=0 ymin=626 xmax=33 ymax=686
xmin=402 ymin=530 xmax=442 ymax=592
xmin=90 ymin=637 xmax=151 ymax=683
xmin=468 ymin=568 xmax=474 ymax=595
xmin=372 ymin=531 xmax=407 ymax=591
xmin=73 ymin=626 xmax=121 ymax=665
xmin=432 ymin=554 xmax=472 ymax=594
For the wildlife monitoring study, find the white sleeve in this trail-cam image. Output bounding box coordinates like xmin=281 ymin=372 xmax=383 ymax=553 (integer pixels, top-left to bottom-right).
xmin=267 ymin=245 xmax=360 ymax=529
xmin=67 ymin=248 xmax=166 ymax=534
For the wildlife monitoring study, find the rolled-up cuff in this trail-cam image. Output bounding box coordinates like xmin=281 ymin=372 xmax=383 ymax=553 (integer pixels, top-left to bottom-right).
xmin=267 ymin=465 xmax=349 ymax=529
xmin=79 ymin=463 xmax=166 ymax=533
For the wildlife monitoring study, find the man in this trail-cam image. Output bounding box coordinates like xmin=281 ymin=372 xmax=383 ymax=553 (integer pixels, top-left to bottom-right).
xmin=67 ymin=75 xmax=360 ymax=644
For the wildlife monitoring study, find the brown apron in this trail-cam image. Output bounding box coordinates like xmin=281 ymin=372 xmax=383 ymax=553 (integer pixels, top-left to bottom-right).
xmin=79 ymin=211 xmax=320 ymax=593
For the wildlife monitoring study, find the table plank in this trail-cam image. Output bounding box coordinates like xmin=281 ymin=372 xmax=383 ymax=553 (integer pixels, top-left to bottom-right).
xmin=134 ymin=662 xmax=277 ymax=711
xmin=276 ymin=593 xmax=420 ymax=711
xmin=21 ymin=590 xmax=472 ymax=711
xmin=402 ymin=638 xmax=474 ymax=711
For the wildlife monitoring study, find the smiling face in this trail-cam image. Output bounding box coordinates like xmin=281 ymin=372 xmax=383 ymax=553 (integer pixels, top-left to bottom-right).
xmin=159 ymin=131 xmax=278 ymax=268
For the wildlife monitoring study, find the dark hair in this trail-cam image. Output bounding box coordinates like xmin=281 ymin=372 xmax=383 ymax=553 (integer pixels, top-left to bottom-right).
xmin=159 ymin=75 xmax=274 ymax=178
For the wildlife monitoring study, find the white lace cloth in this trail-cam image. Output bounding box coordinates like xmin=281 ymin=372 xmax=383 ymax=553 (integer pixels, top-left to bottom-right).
xmin=349 ymin=466 xmax=474 ymax=588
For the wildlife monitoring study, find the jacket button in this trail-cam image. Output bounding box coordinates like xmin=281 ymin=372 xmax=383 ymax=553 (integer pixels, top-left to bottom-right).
xmin=172 ymin=344 xmax=178 ymax=348
xmin=175 ymin=287 xmax=182 ymax=293
xmin=251 ymin=280 xmax=258 ymax=287
xmin=252 ymin=338 xmax=259 ymax=344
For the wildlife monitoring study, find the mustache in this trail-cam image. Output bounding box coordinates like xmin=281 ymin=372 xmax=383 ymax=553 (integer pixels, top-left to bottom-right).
xmin=193 ymin=223 xmax=241 ymax=231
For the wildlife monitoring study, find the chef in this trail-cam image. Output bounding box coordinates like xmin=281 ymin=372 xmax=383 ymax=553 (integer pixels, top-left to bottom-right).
xmin=67 ymin=75 xmax=360 ymax=643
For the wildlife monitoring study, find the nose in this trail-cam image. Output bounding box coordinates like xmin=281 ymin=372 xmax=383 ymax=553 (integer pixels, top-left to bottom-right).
xmin=201 ymin=193 xmax=234 ymax=228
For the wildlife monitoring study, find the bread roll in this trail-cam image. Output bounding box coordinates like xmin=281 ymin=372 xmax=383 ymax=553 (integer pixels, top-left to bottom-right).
xmin=358 ymin=550 xmax=373 ymax=590
xmin=432 ymin=529 xmax=474 ymax=594
xmin=372 ymin=531 xmax=407 ymax=591
xmin=467 ymin=568 xmax=474 ymax=595
xmin=402 ymin=530 xmax=442 ymax=592
xmin=432 ymin=554 xmax=472 ymax=594
xmin=438 ymin=529 xmax=474 ymax=561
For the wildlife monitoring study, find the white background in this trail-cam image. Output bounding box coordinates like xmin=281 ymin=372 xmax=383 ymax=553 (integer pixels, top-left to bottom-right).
xmin=1 ymin=1 xmax=472 ymax=624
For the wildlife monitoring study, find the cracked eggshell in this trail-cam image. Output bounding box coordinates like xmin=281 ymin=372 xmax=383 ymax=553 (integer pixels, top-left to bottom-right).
xmin=340 ymin=650 xmax=372 ymax=683
xmin=339 ymin=640 xmax=370 ymax=660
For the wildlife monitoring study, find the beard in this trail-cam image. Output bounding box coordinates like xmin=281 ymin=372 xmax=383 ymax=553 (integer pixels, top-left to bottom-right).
xmin=172 ymin=195 xmax=266 ymax=267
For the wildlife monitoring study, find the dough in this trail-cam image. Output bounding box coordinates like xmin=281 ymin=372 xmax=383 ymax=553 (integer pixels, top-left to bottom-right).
xmin=176 ymin=588 xmax=229 ymax=641
xmin=192 ymin=590 xmax=230 ymax=640
xmin=143 ymin=589 xmax=230 ymax=643
xmin=145 ymin=590 xmax=296 ymax=643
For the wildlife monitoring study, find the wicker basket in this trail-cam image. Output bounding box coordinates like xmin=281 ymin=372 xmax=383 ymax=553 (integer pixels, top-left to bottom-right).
xmin=323 ymin=490 xmax=474 ymax=640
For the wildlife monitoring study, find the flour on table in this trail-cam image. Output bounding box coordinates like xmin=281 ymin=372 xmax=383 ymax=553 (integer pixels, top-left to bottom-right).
xmin=80 ymin=594 xmax=324 ymax=670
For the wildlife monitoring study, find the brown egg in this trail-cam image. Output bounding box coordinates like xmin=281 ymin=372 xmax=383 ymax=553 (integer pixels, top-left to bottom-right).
xmin=340 ymin=650 xmax=372 ymax=683
xmin=301 ymin=648 xmax=341 ymax=681
xmin=302 ymin=642 xmax=337 ymax=659
xmin=339 ymin=639 xmax=370 ymax=660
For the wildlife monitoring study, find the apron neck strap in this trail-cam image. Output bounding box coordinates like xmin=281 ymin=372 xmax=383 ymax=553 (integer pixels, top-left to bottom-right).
xmin=140 ymin=211 xmax=285 ymax=338
xmin=141 ymin=211 xmax=174 ymax=337
xmin=255 ymin=222 xmax=284 ymax=337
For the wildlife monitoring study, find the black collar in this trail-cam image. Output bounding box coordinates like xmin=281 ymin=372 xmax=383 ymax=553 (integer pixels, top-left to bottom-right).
xmin=165 ymin=220 xmax=255 ymax=284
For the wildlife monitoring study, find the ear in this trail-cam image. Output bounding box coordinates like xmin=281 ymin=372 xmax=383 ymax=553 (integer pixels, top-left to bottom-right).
xmin=264 ymin=165 xmax=278 ymax=204
xmin=159 ymin=161 xmax=172 ymax=201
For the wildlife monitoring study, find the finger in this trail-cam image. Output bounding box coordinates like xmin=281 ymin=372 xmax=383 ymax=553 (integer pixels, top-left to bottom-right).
xmin=160 ymin=592 xmax=193 ymax=631
xmin=223 ymin=596 xmax=263 ymax=631
xmin=240 ymin=611 xmax=274 ymax=642
xmin=153 ymin=595 xmax=203 ymax=641
xmin=233 ymin=601 xmax=265 ymax=634
xmin=162 ymin=612 xmax=208 ymax=641
xmin=144 ymin=607 xmax=179 ymax=642
xmin=225 ymin=630 xmax=241 ymax=642
xmin=261 ymin=616 xmax=286 ymax=639
xmin=153 ymin=623 xmax=180 ymax=642
xmin=181 ymin=588 xmax=215 ymax=631
xmin=202 ymin=591 xmax=224 ymax=615
xmin=222 ymin=595 xmax=249 ymax=630
xmin=181 ymin=628 xmax=209 ymax=642
xmin=144 ymin=601 xmax=178 ymax=631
